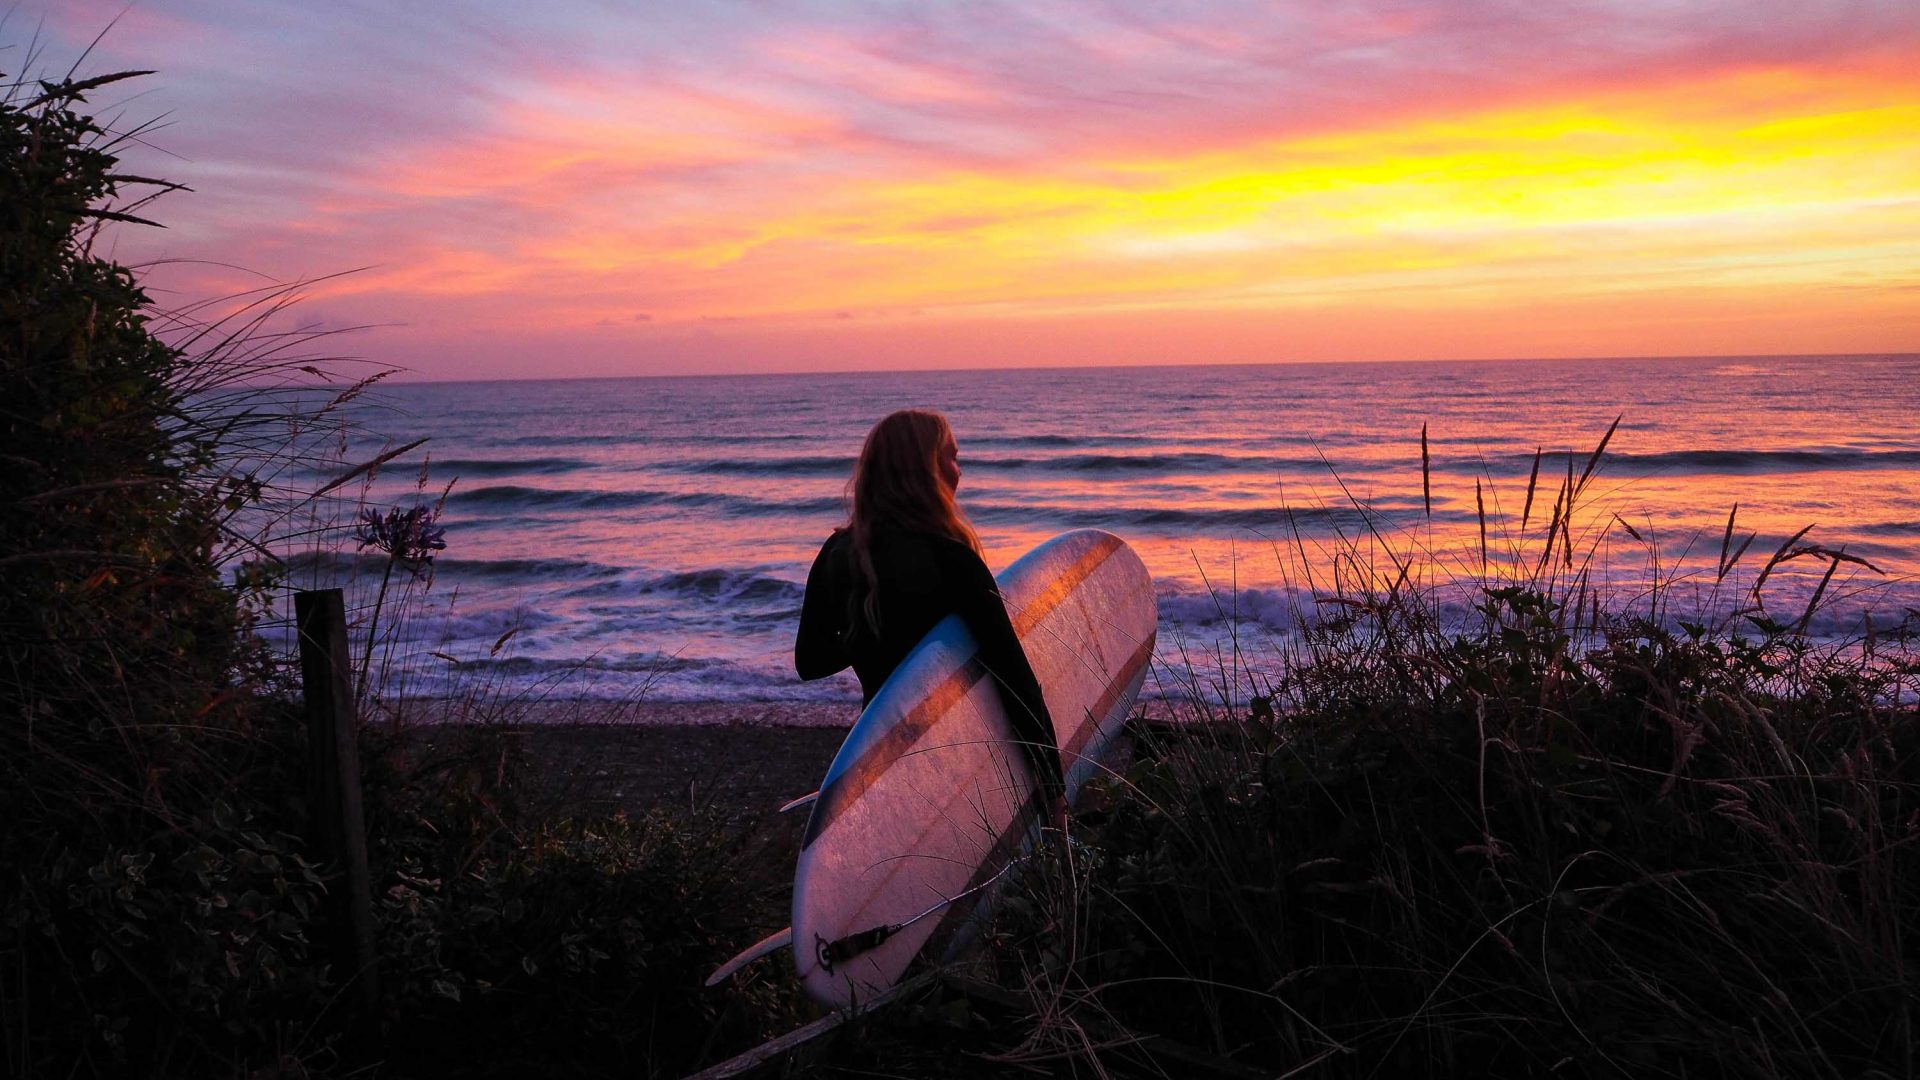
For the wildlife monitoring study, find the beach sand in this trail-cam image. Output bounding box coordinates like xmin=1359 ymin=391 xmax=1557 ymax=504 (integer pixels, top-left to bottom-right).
xmin=396 ymin=696 xmax=1176 ymax=819
xmin=396 ymin=699 xmax=857 ymax=818
xmin=517 ymin=721 xmax=852 ymax=817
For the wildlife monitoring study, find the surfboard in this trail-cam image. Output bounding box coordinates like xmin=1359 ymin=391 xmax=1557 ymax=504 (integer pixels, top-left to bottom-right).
xmin=791 ymin=528 xmax=1156 ymax=1008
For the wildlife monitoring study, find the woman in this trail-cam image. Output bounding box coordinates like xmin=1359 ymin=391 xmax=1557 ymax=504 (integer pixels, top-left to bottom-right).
xmin=795 ymin=409 xmax=1066 ymax=811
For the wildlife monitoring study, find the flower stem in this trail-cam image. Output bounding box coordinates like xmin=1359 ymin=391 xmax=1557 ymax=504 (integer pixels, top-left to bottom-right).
xmin=357 ymin=554 xmax=398 ymax=709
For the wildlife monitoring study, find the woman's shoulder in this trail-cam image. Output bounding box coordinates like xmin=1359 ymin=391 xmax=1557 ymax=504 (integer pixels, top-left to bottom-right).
xmin=874 ymin=522 xmax=970 ymax=550
xmin=840 ymin=525 xmax=983 ymax=577
xmin=810 ymin=527 xmax=852 ymax=566
xmin=898 ymin=528 xmax=989 ymax=575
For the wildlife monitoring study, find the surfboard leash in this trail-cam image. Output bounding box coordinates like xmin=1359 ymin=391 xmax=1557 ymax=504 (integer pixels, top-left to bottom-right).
xmin=814 ymin=852 xmax=1032 ymax=973
xmin=815 ymin=925 xmax=897 ymax=973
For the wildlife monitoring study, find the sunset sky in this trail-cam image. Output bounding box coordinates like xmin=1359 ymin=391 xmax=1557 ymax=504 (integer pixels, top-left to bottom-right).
xmin=24 ymin=1 xmax=1920 ymax=379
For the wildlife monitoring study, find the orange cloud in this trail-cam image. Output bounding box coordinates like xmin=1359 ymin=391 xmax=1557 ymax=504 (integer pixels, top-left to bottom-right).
xmin=290 ymin=49 xmax=1918 ymax=370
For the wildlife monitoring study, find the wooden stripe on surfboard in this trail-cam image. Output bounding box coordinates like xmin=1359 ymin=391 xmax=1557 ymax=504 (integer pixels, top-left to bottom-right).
xmin=801 ymin=532 xmax=1128 ymax=850
xmin=1009 ymin=531 xmax=1124 ymax=637
xmin=919 ymin=633 xmax=1155 ymax=961
xmin=918 ymin=784 xmax=1051 ymax=963
xmin=801 ymin=658 xmax=989 ymax=848
xmin=1063 ymin=633 xmax=1155 ymax=770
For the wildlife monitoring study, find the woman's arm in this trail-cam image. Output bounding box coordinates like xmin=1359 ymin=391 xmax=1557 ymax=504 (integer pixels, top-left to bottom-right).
xmin=795 ymin=533 xmax=851 ymax=680
xmin=943 ymin=544 xmax=1066 ymax=801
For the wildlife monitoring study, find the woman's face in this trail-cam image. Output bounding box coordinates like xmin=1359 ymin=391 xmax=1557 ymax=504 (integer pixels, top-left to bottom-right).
xmin=937 ymin=432 xmax=961 ymax=493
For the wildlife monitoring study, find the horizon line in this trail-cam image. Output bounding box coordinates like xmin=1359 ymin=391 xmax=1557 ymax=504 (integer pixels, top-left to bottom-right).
xmin=374 ymin=350 xmax=1920 ymax=387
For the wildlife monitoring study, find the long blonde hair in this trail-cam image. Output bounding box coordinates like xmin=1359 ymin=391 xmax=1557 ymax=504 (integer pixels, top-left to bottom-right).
xmin=846 ymin=409 xmax=982 ymax=631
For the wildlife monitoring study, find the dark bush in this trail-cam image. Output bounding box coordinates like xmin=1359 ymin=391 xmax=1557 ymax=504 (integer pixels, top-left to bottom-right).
xmin=0 ymin=69 xmax=342 ymax=1073
xmin=1022 ymin=588 xmax=1919 ymax=1078
xmin=353 ymin=724 xmax=806 ymax=1079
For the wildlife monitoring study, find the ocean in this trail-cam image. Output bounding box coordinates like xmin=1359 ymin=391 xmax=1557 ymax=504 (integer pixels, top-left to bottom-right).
xmin=281 ymin=354 xmax=1920 ymax=709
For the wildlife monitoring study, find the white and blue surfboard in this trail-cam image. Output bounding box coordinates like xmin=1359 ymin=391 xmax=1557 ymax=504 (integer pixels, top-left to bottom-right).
xmin=790 ymin=529 xmax=1156 ymax=1007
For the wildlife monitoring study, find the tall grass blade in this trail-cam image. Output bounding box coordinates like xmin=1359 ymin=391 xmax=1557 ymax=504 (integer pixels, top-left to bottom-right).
xmin=1535 ymin=477 xmax=1568 ymax=578
xmin=1752 ymin=524 xmax=1816 ymax=602
xmin=102 ymin=173 xmax=190 ymax=193
xmin=1795 ymin=553 xmax=1842 ymax=636
xmin=1283 ymin=506 xmax=1322 ymax=597
xmin=324 ymin=368 xmax=395 ymax=412
xmin=25 ymin=69 xmax=155 ymax=106
xmin=1575 ymin=413 xmax=1622 ymax=497
xmin=1721 ymin=531 xmax=1758 ymax=583
xmin=1521 ymin=446 xmax=1543 ymax=530
xmin=1718 ymin=504 xmax=1739 ymax=578
xmin=1476 ymin=479 xmax=1487 ymax=574
xmin=1420 ymin=423 xmax=1431 ymax=518
xmin=1793 ymin=544 xmax=1885 ymax=575
xmin=1562 ymin=451 xmax=1576 ymax=567
xmin=72 ymin=206 xmax=162 ymax=227
xmin=1318 ymin=451 xmax=1411 ymax=582
xmin=1388 ymin=556 xmax=1413 ymax=606
xmin=307 ymin=437 xmax=429 ymax=502
xmin=491 ymin=627 xmax=520 ymax=656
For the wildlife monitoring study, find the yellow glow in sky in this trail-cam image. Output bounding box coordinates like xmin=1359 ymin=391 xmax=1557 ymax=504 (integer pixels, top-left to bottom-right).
xmin=627 ymin=65 xmax=1919 ymax=322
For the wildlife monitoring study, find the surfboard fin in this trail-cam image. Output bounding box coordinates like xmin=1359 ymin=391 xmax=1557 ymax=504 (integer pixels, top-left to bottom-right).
xmin=705 ymin=925 xmax=793 ymax=987
xmin=778 ymin=790 xmax=819 ymax=814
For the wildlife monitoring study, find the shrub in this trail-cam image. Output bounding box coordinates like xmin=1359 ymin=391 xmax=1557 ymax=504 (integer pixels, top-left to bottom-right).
xmin=0 ymin=68 xmax=345 ymax=1072
xmin=355 ymin=723 xmax=808 ymax=1079
xmin=0 ymin=66 xmax=808 ymax=1078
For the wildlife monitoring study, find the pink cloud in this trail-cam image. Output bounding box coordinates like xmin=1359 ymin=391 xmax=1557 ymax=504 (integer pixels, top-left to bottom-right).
xmin=16 ymin=0 xmax=1920 ymax=377
xmin=33 ymin=2 xmax=211 ymax=55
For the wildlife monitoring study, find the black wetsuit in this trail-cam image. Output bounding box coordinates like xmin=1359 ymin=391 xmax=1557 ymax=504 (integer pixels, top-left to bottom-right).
xmin=795 ymin=525 xmax=1065 ymax=798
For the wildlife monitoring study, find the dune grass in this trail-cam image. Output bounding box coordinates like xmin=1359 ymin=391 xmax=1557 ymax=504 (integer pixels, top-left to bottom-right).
xmin=963 ymin=427 xmax=1920 ymax=1079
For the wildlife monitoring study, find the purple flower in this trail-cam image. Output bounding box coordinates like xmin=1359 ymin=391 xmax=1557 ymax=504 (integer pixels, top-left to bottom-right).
xmin=355 ymin=504 xmax=447 ymax=574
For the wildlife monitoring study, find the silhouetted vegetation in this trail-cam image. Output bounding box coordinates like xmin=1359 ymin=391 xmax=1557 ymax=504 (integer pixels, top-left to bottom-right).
xmin=981 ymin=438 xmax=1920 ymax=1078
xmin=1 ymin=67 xmax=802 ymax=1078
xmin=2 ymin=65 xmax=321 ymax=1074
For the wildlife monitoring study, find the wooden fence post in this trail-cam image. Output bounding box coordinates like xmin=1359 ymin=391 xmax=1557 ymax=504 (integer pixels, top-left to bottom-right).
xmin=294 ymin=588 xmax=381 ymax=1021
